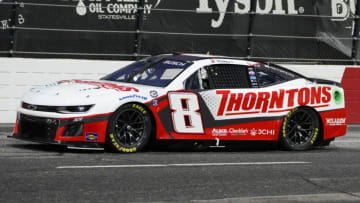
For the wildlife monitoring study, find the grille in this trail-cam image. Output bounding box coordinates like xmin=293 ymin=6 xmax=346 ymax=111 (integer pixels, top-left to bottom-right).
xmin=19 ymin=114 xmax=59 ymax=142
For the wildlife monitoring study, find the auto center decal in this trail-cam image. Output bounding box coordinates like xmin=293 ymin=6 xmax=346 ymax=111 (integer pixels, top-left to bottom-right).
xmin=58 ymin=79 xmax=139 ymax=92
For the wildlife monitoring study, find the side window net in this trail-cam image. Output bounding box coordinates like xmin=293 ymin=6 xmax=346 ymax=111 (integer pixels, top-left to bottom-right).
xmin=205 ymin=65 xmax=250 ymax=89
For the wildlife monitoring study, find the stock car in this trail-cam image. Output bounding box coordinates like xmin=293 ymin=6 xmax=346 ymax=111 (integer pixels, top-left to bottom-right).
xmin=10 ymin=53 xmax=347 ymax=152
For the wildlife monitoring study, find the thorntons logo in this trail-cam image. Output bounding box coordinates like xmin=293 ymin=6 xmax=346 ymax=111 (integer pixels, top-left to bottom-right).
xmin=75 ymin=0 xmax=161 ymax=20
xmin=196 ymin=0 xmax=355 ymax=28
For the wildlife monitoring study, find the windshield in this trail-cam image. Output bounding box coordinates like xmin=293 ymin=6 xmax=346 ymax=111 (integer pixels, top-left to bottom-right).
xmin=102 ymin=56 xmax=192 ymax=87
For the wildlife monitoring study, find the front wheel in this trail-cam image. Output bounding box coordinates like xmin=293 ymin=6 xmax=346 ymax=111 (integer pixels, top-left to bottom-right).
xmin=106 ymin=103 xmax=153 ymax=153
xmin=280 ymin=107 xmax=320 ymax=151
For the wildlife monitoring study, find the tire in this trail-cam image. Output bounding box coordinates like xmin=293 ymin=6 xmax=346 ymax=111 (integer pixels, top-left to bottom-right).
xmin=106 ymin=103 xmax=153 ymax=153
xmin=280 ymin=107 xmax=320 ymax=151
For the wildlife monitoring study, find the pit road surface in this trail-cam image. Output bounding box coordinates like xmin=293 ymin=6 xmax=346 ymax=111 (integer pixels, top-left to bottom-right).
xmin=0 ymin=126 xmax=360 ymax=202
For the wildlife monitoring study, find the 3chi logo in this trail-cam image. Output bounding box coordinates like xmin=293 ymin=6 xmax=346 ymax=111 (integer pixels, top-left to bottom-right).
xmin=75 ymin=0 xmax=162 ymax=20
xmin=250 ymin=128 xmax=257 ymax=136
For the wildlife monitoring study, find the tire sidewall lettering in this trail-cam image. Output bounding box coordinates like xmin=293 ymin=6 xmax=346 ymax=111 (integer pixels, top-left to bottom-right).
xmin=106 ymin=103 xmax=151 ymax=153
xmin=281 ymin=107 xmax=319 ymax=150
xmin=282 ymin=107 xmax=298 ymax=138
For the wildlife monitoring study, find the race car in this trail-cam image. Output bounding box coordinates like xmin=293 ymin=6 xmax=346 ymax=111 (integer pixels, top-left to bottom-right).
xmin=11 ymin=53 xmax=347 ymax=152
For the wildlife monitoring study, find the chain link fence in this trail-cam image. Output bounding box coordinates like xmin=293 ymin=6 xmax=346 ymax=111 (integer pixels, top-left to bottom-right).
xmin=0 ymin=0 xmax=359 ymax=64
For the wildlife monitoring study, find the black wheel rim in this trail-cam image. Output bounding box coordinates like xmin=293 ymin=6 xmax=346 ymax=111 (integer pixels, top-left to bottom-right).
xmin=285 ymin=110 xmax=315 ymax=146
xmin=114 ymin=109 xmax=145 ymax=147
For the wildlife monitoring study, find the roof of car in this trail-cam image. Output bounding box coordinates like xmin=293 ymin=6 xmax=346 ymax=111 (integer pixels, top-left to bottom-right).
xmin=160 ymin=53 xmax=308 ymax=79
xmin=162 ymin=53 xmax=251 ymax=62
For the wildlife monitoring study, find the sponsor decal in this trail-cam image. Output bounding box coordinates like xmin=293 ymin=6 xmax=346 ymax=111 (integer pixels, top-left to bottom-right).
xmin=58 ymin=80 xmax=139 ymax=92
xmin=75 ymin=0 xmax=161 ymax=21
xmin=333 ymin=89 xmax=343 ymax=105
xmin=85 ymin=132 xmax=98 ymax=142
xmin=212 ymin=128 xmax=273 ymax=136
xmin=163 ymin=60 xmax=187 ymax=66
xmin=149 ymin=90 xmax=158 ymax=98
xmin=250 ymin=128 xmax=257 ymax=136
xmin=119 ymin=94 xmax=148 ymax=101
xmin=326 ymin=118 xmax=346 ymax=126
xmin=216 ymin=87 xmax=332 ymax=116
xmin=212 ymin=128 xmax=227 ymax=136
xmin=250 ymin=128 xmax=275 ymax=136
xmin=250 ymin=76 xmax=257 ymax=80
xmin=214 ymin=59 xmax=233 ymax=64
xmin=249 ymin=71 xmax=256 ymax=76
xmin=152 ymin=99 xmax=158 ymax=107
xmin=229 ymin=128 xmax=248 ymax=136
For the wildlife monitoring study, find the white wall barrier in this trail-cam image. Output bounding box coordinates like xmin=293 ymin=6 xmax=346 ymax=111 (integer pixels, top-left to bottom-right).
xmin=0 ymin=57 xmax=352 ymax=123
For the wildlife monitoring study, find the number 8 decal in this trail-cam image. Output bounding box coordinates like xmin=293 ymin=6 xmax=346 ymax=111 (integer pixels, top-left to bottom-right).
xmin=168 ymin=92 xmax=204 ymax=134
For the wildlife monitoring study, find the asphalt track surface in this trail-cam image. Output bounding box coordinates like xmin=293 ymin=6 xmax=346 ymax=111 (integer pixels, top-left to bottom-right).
xmin=1 ymin=125 xmax=360 ymax=203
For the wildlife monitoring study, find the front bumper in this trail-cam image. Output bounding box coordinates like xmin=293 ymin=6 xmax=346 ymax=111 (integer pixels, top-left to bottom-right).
xmin=10 ymin=113 xmax=111 ymax=149
xmin=9 ymin=135 xmax=105 ymax=149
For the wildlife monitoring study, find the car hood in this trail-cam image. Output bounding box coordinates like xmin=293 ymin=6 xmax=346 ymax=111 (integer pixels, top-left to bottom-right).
xmin=21 ymin=79 xmax=166 ymax=107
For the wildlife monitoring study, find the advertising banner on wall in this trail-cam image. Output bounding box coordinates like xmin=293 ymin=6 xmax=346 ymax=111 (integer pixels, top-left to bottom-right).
xmin=250 ymin=0 xmax=318 ymax=61
xmin=0 ymin=0 xmax=359 ymax=63
xmin=315 ymin=0 xmax=357 ymax=62
xmin=139 ymin=0 xmax=250 ymax=57
xmin=13 ymin=0 xmax=137 ymax=59
xmin=0 ymin=0 xmax=13 ymax=57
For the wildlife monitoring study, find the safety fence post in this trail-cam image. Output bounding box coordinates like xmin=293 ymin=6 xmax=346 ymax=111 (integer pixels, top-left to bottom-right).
xmin=134 ymin=0 xmax=145 ymax=61
xmin=246 ymin=0 xmax=257 ymax=61
xmin=8 ymin=0 xmax=18 ymax=57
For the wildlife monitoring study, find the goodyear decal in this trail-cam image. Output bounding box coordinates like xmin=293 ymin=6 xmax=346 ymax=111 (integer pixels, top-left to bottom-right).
xmin=119 ymin=94 xmax=148 ymax=101
xmin=85 ymin=132 xmax=98 ymax=142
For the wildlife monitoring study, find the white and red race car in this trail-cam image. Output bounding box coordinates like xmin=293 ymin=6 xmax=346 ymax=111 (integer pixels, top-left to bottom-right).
xmin=11 ymin=54 xmax=347 ymax=152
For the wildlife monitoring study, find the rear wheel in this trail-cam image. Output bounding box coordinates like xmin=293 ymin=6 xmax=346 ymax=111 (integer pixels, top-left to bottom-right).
xmin=106 ymin=103 xmax=153 ymax=153
xmin=280 ymin=107 xmax=320 ymax=151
